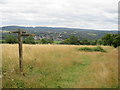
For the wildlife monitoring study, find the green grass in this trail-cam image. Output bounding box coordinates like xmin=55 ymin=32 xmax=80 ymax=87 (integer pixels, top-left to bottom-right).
xmin=35 ymin=40 xmax=62 ymax=44
xmin=3 ymin=55 xmax=90 ymax=88
xmin=54 ymin=41 xmax=62 ymax=44
xmin=78 ymin=46 xmax=106 ymax=52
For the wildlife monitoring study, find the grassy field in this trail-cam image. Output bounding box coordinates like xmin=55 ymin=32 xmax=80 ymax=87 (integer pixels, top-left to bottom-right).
xmin=2 ymin=44 xmax=118 ymax=88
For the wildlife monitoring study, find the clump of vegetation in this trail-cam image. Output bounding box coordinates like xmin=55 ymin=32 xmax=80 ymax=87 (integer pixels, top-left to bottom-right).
xmin=93 ymin=46 xmax=106 ymax=52
xmin=5 ymin=35 xmax=18 ymax=44
xmin=23 ymin=36 xmax=35 ymax=44
xmin=101 ymin=34 xmax=120 ymax=48
xmin=78 ymin=46 xmax=106 ymax=52
xmin=61 ymin=36 xmax=80 ymax=45
xmin=40 ymin=39 xmax=53 ymax=44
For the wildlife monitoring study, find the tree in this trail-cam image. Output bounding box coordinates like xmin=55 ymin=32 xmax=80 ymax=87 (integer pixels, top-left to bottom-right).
xmin=40 ymin=39 xmax=47 ymax=44
xmin=5 ymin=35 xmax=18 ymax=44
xmin=40 ymin=39 xmax=53 ymax=44
xmin=62 ymin=38 xmax=70 ymax=44
xmin=24 ymin=36 xmax=35 ymax=44
xmin=102 ymin=34 xmax=113 ymax=46
xmin=80 ymin=39 xmax=90 ymax=45
xmin=112 ymin=34 xmax=120 ymax=48
xmin=101 ymin=34 xmax=120 ymax=48
xmin=97 ymin=39 xmax=103 ymax=45
xmin=47 ymin=39 xmax=53 ymax=44
xmin=62 ymin=36 xmax=80 ymax=45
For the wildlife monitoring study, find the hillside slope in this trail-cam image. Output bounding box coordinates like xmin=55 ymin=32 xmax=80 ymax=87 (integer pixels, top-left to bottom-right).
xmin=1 ymin=26 xmax=118 ymax=40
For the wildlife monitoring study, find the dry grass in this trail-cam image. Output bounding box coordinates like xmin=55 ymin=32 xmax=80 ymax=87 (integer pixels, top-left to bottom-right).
xmin=2 ymin=44 xmax=118 ymax=88
xmin=74 ymin=47 xmax=118 ymax=88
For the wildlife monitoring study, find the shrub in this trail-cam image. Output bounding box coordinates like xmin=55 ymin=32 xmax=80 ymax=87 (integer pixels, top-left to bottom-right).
xmin=78 ymin=46 xmax=106 ymax=52
xmin=78 ymin=47 xmax=93 ymax=52
xmin=93 ymin=46 xmax=106 ymax=52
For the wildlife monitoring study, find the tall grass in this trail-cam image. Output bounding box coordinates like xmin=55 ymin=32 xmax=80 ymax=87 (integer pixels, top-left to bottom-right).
xmin=2 ymin=44 xmax=118 ymax=88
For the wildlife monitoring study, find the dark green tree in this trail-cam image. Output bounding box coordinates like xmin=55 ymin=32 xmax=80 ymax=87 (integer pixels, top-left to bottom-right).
xmin=102 ymin=34 xmax=113 ymax=46
xmin=81 ymin=39 xmax=90 ymax=45
xmin=112 ymin=34 xmax=120 ymax=48
xmin=62 ymin=36 xmax=80 ymax=45
xmin=40 ymin=39 xmax=47 ymax=44
xmin=62 ymin=38 xmax=70 ymax=44
xmin=97 ymin=39 xmax=103 ymax=45
xmin=5 ymin=35 xmax=18 ymax=44
xmin=40 ymin=39 xmax=53 ymax=44
xmin=47 ymin=39 xmax=53 ymax=44
xmin=101 ymin=34 xmax=120 ymax=48
xmin=24 ymin=36 xmax=35 ymax=44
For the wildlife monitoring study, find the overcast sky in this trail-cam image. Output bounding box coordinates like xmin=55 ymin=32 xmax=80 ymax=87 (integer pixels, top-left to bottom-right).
xmin=0 ymin=0 xmax=119 ymax=30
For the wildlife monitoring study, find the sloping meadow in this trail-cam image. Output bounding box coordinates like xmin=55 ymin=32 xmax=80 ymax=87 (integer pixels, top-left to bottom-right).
xmin=2 ymin=44 xmax=118 ymax=88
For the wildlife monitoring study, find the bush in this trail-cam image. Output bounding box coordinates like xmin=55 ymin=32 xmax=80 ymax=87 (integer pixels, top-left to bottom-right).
xmin=93 ymin=46 xmax=106 ymax=52
xmin=78 ymin=46 xmax=106 ymax=52
xmin=78 ymin=47 xmax=93 ymax=51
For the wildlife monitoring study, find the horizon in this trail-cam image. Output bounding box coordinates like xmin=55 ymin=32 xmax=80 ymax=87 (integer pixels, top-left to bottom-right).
xmin=0 ymin=25 xmax=118 ymax=31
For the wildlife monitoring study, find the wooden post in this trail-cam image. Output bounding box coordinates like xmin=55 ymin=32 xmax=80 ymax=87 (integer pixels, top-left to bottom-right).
xmin=9 ymin=29 xmax=35 ymax=75
xmin=18 ymin=29 xmax=23 ymax=73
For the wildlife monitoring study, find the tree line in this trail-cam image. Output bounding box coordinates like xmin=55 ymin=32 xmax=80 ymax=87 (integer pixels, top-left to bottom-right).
xmin=1 ymin=33 xmax=120 ymax=48
xmin=2 ymin=35 xmax=53 ymax=44
xmin=60 ymin=34 xmax=120 ymax=48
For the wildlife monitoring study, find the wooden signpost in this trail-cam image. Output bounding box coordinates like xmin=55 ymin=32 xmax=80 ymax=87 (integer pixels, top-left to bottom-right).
xmin=9 ymin=29 xmax=35 ymax=75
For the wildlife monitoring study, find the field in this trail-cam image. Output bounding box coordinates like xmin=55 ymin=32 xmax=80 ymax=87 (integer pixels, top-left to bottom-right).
xmin=2 ymin=44 xmax=118 ymax=88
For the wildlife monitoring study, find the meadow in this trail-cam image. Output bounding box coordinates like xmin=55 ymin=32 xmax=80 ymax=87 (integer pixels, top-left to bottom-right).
xmin=2 ymin=44 xmax=118 ymax=88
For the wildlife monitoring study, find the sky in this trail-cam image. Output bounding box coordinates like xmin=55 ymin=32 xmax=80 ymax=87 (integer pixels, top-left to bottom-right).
xmin=0 ymin=0 xmax=119 ymax=30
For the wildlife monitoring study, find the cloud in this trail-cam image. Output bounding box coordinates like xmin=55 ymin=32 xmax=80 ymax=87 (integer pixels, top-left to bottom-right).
xmin=0 ymin=0 xmax=119 ymax=30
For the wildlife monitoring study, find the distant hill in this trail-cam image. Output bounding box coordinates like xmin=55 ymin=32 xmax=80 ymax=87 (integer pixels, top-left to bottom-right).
xmin=1 ymin=26 xmax=118 ymax=40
